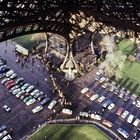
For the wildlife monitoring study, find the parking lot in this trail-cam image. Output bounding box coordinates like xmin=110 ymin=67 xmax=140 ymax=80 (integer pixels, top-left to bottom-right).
xmin=65 ymin=70 xmax=140 ymax=140
xmin=0 ymin=41 xmax=60 ymax=139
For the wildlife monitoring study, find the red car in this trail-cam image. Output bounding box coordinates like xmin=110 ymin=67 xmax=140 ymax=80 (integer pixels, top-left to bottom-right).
xmin=6 ymin=83 xmax=15 ymax=90
xmin=116 ymin=107 xmax=124 ymax=116
xmin=5 ymin=80 xmax=14 ymax=87
xmin=85 ymin=92 xmax=93 ymax=98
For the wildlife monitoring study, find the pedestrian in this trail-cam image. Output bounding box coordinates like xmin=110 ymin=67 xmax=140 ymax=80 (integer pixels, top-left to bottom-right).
xmin=4 ymin=47 xmax=7 ymax=54
xmin=36 ymin=81 xmax=39 ymax=87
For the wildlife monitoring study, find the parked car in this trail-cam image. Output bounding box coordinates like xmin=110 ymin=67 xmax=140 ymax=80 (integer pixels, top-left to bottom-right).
xmin=40 ymin=97 xmax=50 ymax=106
xmin=5 ymin=80 xmax=14 ymax=86
xmin=30 ymin=89 xmax=40 ymax=96
xmin=15 ymin=77 xmax=24 ymax=84
xmin=32 ymin=105 xmax=43 ymax=113
xmin=127 ymin=114 xmax=134 ymax=123
xmin=2 ymin=134 xmax=12 ymax=140
xmin=107 ymin=103 xmax=115 ymax=110
xmin=116 ymin=107 xmax=124 ymax=116
xmin=90 ymin=94 xmax=99 ymax=101
xmin=85 ymin=92 xmax=93 ymax=98
xmin=48 ymin=100 xmax=57 ymax=110
xmin=37 ymin=94 xmax=47 ymax=101
xmin=12 ymin=88 xmax=21 ymax=95
xmin=121 ymin=110 xmax=129 ymax=119
xmin=117 ymin=128 xmax=129 ymax=139
xmin=133 ymin=118 xmax=140 ymax=127
xmin=62 ymin=108 xmax=72 ymax=115
xmin=17 ymin=81 xmax=25 ymax=87
xmin=79 ymin=112 xmax=89 ymax=118
xmin=0 ymin=126 xmax=6 ymax=132
xmin=0 ymin=74 xmax=5 ymax=79
xmin=80 ymin=87 xmax=89 ymax=94
xmin=9 ymin=85 xmax=19 ymax=93
xmin=109 ymin=86 xmax=115 ymax=92
xmin=98 ymin=96 xmax=105 ymax=103
xmin=25 ymin=85 xmax=34 ymax=93
xmin=136 ymin=100 xmax=140 ymax=108
xmin=1 ymin=78 xmax=10 ymax=85
xmin=21 ymin=83 xmax=30 ymax=90
xmin=101 ymin=83 xmax=108 ymax=88
xmin=26 ymin=98 xmax=36 ymax=106
xmin=2 ymin=105 xmax=11 ymax=112
xmin=15 ymin=90 xmax=25 ymax=98
xmin=99 ymin=77 xmax=106 ymax=83
xmin=10 ymin=73 xmax=17 ymax=79
xmin=0 ymin=130 xmax=8 ymax=139
xmin=6 ymin=70 xmax=14 ymax=77
xmin=102 ymin=120 xmax=113 ymax=128
xmin=96 ymin=69 xmax=103 ymax=75
xmin=6 ymin=83 xmax=15 ymax=90
xmin=102 ymin=99 xmax=112 ymax=108
xmin=23 ymin=96 xmax=32 ymax=103
xmin=90 ymin=114 xmax=102 ymax=120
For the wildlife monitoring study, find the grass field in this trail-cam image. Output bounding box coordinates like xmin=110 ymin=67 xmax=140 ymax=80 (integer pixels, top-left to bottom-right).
xmin=116 ymin=39 xmax=140 ymax=96
xmin=28 ymin=125 xmax=110 ymax=140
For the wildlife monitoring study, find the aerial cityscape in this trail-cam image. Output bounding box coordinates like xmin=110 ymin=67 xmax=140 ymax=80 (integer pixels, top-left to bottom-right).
xmin=0 ymin=0 xmax=140 ymax=140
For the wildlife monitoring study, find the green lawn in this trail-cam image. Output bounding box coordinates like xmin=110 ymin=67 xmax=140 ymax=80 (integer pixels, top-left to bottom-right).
xmin=116 ymin=38 xmax=136 ymax=56
xmin=120 ymin=61 xmax=140 ymax=95
xmin=115 ymin=38 xmax=140 ymax=96
xmin=28 ymin=125 xmax=110 ymax=140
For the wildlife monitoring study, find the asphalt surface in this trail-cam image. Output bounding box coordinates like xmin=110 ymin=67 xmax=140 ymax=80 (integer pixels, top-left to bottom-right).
xmin=0 ymin=41 xmax=60 ymax=140
xmin=0 ymin=40 xmax=139 ymax=140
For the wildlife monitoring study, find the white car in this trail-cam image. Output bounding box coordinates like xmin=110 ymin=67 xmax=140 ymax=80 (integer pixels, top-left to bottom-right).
xmin=79 ymin=112 xmax=89 ymax=118
xmin=99 ymin=77 xmax=106 ymax=83
xmin=90 ymin=94 xmax=99 ymax=101
xmin=133 ymin=118 xmax=140 ymax=127
xmin=2 ymin=105 xmax=11 ymax=112
xmin=101 ymin=83 xmax=108 ymax=88
xmin=21 ymin=83 xmax=30 ymax=90
xmin=109 ymin=86 xmax=115 ymax=92
xmin=136 ymin=100 xmax=140 ymax=108
xmin=121 ymin=110 xmax=129 ymax=119
xmin=96 ymin=69 xmax=103 ymax=75
xmin=6 ymin=70 xmax=14 ymax=77
xmin=2 ymin=134 xmax=12 ymax=140
xmin=90 ymin=114 xmax=102 ymax=120
xmin=32 ymin=105 xmax=43 ymax=113
xmin=117 ymin=128 xmax=129 ymax=139
xmin=10 ymin=73 xmax=17 ymax=79
xmin=127 ymin=114 xmax=134 ymax=123
xmin=12 ymin=88 xmax=21 ymax=95
xmin=107 ymin=103 xmax=115 ymax=110
xmin=26 ymin=85 xmax=34 ymax=93
xmin=62 ymin=108 xmax=72 ymax=115
xmin=0 ymin=130 xmax=8 ymax=139
xmin=48 ymin=100 xmax=57 ymax=110
xmin=26 ymin=98 xmax=36 ymax=106
xmin=80 ymin=87 xmax=89 ymax=94
xmin=98 ymin=96 xmax=105 ymax=103
xmin=30 ymin=89 xmax=40 ymax=96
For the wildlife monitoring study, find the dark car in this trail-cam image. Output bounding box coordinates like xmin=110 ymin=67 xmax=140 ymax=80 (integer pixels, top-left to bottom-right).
xmin=37 ymin=94 xmax=47 ymax=101
xmin=40 ymin=97 xmax=50 ymax=106
xmin=0 ymin=65 xmax=10 ymax=74
xmin=17 ymin=81 xmax=25 ymax=87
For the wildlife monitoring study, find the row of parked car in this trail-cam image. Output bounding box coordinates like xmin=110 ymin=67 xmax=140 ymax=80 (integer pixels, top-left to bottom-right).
xmin=0 ymin=125 xmax=12 ymax=140
xmin=0 ymin=62 xmax=57 ymax=114
xmin=96 ymin=69 xmax=140 ymax=108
